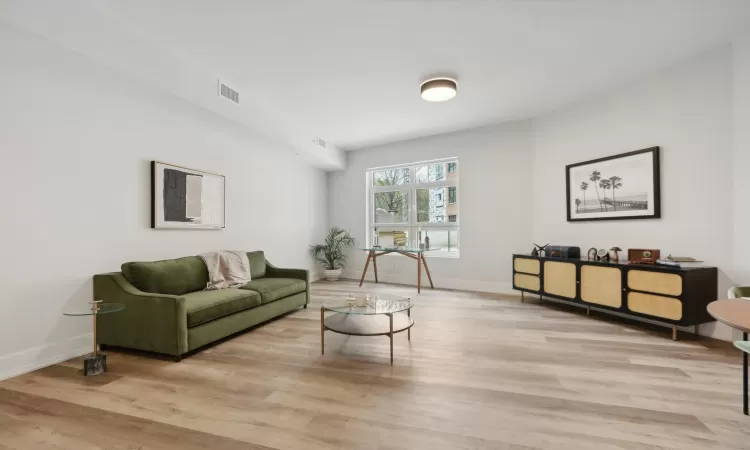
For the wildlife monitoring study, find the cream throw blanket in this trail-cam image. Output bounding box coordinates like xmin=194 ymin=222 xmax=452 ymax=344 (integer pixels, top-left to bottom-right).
xmin=199 ymin=251 xmax=251 ymax=290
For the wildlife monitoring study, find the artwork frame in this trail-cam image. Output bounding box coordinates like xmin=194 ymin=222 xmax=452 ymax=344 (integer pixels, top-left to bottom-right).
xmin=151 ymin=161 xmax=226 ymax=229
xmin=566 ymin=147 xmax=660 ymax=222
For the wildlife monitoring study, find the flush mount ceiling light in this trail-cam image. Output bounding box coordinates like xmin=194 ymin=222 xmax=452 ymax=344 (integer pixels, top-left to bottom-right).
xmin=420 ymin=78 xmax=457 ymax=102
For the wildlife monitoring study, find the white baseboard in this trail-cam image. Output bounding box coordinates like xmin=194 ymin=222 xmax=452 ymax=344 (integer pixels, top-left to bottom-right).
xmin=0 ymin=334 xmax=92 ymax=381
xmin=342 ymin=270 xmax=516 ymax=295
xmin=696 ymin=321 xmax=737 ymax=342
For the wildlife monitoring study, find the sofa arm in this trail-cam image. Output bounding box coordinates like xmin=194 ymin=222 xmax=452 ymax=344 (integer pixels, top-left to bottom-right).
xmin=728 ymin=286 xmax=750 ymax=299
xmin=265 ymin=261 xmax=309 ymax=305
xmin=265 ymin=261 xmax=308 ymax=282
xmin=94 ymin=273 xmax=188 ymax=356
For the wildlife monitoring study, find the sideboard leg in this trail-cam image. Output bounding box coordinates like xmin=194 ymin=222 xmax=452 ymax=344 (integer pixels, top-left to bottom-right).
xmin=521 ymin=292 xmax=525 ymax=303
xmin=586 ymin=306 xmax=590 ymax=316
xmin=672 ymin=326 xmax=678 ymax=341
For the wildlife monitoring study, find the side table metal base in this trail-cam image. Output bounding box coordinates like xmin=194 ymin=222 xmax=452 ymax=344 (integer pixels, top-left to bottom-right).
xmin=84 ymin=353 xmax=107 ymax=376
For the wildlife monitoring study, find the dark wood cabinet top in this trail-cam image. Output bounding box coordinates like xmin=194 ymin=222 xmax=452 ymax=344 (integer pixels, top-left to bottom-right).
xmin=512 ymin=254 xmax=716 ymax=272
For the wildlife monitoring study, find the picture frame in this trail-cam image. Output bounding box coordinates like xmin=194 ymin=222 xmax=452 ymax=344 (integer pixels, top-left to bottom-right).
xmin=566 ymin=147 xmax=660 ymax=222
xmin=151 ymin=161 xmax=226 ymax=229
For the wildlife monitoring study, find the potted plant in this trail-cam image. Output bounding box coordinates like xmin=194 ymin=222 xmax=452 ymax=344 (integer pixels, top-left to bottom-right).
xmin=309 ymin=227 xmax=356 ymax=281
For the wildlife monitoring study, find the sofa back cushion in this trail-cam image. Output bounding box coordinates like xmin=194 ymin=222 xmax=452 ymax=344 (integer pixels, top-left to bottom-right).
xmin=247 ymin=251 xmax=266 ymax=279
xmin=122 ymin=256 xmax=208 ymax=295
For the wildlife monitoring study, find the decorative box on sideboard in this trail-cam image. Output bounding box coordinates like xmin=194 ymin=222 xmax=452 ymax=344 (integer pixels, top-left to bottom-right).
xmin=512 ymin=254 xmax=718 ymax=340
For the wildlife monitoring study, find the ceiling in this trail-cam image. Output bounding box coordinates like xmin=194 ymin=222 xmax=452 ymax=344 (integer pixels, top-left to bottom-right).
xmin=6 ymin=0 xmax=750 ymax=155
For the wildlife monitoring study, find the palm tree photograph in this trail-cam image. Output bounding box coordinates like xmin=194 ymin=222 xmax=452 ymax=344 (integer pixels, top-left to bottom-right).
xmin=566 ymin=147 xmax=661 ymax=222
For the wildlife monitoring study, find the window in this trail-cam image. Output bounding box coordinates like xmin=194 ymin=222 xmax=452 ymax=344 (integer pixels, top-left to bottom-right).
xmin=368 ymin=158 xmax=459 ymax=257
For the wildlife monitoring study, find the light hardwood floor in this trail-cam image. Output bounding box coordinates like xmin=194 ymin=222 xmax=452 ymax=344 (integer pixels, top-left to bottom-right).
xmin=0 ymin=280 xmax=748 ymax=449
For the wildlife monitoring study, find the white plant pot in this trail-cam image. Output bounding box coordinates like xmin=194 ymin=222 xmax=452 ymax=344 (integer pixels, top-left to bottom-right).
xmin=324 ymin=268 xmax=343 ymax=281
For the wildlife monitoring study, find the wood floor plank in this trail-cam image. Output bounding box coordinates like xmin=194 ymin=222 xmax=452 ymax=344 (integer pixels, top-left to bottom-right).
xmin=0 ymin=280 xmax=746 ymax=449
xmin=0 ymin=388 xmax=272 ymax=450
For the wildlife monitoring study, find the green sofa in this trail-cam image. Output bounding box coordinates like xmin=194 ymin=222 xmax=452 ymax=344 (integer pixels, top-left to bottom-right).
xmin=93 ymin=251 xmax=308 ymax=360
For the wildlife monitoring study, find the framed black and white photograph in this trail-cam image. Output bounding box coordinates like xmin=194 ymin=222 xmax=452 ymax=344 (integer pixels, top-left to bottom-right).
xmin=151 ymin=161 xmax=225 ymax=229
xmin=566 ymin=147 xmax=660 ymax=222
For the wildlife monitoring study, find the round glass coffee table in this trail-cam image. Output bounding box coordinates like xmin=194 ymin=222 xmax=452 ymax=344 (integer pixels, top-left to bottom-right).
xmin=321 ymin=294 xmax=413 ymax=364
xmin=63 ymin=301 xmax=125 ymax=376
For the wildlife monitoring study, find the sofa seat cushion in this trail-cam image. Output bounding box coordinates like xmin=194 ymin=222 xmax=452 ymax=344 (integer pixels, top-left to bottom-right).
xmin=184 ymin=289 xmax=261 ymax=328
xmin=240 ymin=278 xmax=306 ymax=304
xmin=122 ymin=256 xmax=208 ymax=296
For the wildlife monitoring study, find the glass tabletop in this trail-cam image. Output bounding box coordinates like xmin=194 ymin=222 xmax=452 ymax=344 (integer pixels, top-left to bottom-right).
xmin=323 ymin=294 xmax=413 ymax=315
xmin=63 ymin=303 xmax=126 ymax=316
xmin=362 ymin=247 xmax=426 ymax=252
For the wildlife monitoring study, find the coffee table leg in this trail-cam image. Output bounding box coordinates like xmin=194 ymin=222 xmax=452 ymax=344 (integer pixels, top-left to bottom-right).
xmin=744 ymin=332 xmax=748 ymax=416
xmin=408 ymin=309 xmax=411 ymax=341
xmin=321 ymin=307 xmax=325 ymax=355
xmin=389 ymin=313 xmax=394 ymax=365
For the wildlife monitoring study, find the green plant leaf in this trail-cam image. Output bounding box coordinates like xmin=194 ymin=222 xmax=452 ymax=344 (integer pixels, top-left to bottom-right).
xmin=309 ymin=226 xmax=356 ymax=270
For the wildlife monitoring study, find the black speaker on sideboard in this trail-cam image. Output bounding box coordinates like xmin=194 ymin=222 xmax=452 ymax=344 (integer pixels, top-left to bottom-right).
xmin=546 ymin=246 xmax=580 ymax=259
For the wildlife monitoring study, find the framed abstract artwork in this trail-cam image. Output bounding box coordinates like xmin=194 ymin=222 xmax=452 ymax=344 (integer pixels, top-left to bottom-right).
xmin=566 ymin=147 xmax=661 ymax=222
xmin=151 ymin=161 xmax=225 ymax=229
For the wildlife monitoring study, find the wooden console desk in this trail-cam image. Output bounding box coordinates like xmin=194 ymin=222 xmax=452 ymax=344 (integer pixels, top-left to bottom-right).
xmin=359 ymin=248 xmax=434 ymax=293
xmin=512 ymin=254 xmax=718 ymax=340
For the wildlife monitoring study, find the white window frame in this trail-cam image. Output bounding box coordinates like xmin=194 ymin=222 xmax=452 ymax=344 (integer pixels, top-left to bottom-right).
xmin=366 ymin=157 xmax=459 ymax=258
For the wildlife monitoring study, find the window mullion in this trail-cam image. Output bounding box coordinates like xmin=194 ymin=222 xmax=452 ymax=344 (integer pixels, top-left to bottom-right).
xmin=410 ymin=166 xmax=417 ymax=248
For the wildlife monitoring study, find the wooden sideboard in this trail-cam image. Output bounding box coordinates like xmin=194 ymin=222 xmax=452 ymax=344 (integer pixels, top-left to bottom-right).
xmin=512 ymin=254 xmax=718 ymax=340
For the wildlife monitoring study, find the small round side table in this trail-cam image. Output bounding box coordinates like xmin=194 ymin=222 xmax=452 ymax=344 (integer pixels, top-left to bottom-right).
xmin=707 ymin=299 xmax=750 ymax=415
xmin=63 ymin=301 xmax=125 ymax=376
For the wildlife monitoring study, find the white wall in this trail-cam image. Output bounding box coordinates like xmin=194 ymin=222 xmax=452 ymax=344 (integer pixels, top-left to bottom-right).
xmin=1 ymin=0 xmax=346 ymax=170
xmin=733 ymin=32 xmax=750 ymax=281
xmin=328 ymin=122 xmax=534 ymax=293
xmin=329 ymin=44 xmax=747 ymax=341
xmin=0 ymin=23 xmax=328 ymax=380
xmin=531 ymin=47 xmax=736 ymax=339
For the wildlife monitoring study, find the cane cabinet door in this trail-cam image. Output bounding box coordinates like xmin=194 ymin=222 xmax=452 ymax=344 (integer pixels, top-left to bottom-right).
xmin=581 ymin=265 xmax=622 ymax=308
xmin=513 ymin=257 xmax=541 ymax=292
xmin=543 ymin=261 xmax=577 ymax=299
xmin=626 ymin=269 xmax=684 ymax=321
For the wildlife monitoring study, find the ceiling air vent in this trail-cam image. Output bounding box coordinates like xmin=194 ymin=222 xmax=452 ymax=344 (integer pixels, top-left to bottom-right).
xmin=218 ymin=80 xmax=239 ymax=104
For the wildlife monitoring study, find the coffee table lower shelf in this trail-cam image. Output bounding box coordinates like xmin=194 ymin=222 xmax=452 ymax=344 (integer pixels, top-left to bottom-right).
xmin=321 ymin=312 xmax=414 ymax=364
